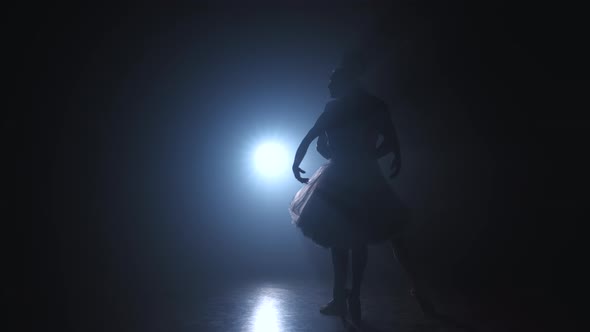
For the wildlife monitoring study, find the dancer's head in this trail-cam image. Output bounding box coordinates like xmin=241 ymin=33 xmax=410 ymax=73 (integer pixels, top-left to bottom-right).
xmin=328 ymin=52 xmax=366 ymax=98
xmin=328 ymin=68 xmax=360 ymax=98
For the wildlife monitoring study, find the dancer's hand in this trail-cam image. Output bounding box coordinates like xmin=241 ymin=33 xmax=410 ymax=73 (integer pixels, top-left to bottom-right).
xmin=292 ymin=165 xmax=309 ymax=184
xmin=390 ymin=156 xmax=401 ymax=178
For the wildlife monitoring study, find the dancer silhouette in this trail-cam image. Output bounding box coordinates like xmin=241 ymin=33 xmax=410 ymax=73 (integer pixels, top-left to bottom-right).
xmin=289 ymin=58 xmax=430 ymax=327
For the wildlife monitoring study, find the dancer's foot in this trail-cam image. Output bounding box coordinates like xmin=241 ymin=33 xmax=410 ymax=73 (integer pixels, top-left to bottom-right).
xmin=319 ymin=299 xmax=346 ymax=316
xmin=411 ymin=288 xmax=436 ymax=317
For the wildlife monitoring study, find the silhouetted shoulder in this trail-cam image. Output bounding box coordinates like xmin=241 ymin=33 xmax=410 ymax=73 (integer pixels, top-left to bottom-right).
xmin=358 ymin=93 xmax=389 ymax=126
xmin=319 ymin=99 xmax=341 ymax=122
xmin=363 ymin=93 xmax=388 ymax=113
xmin=324 ymin=99 xmax=341 ymax=113
xmin=312 ymin=100 xmax=340 ymax=129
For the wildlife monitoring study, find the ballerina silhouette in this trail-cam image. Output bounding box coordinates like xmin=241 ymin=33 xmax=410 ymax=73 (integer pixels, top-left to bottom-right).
xmin=289 ymin=56 xmax=420 ymax=327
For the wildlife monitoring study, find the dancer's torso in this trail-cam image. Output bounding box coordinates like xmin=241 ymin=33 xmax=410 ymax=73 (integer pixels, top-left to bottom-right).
xmin=324 ymin=91 xmax=386 ymax=162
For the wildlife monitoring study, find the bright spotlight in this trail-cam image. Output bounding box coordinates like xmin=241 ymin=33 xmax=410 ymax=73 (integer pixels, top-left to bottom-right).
xmin=253 ymin=142 xmax=290 ymax=178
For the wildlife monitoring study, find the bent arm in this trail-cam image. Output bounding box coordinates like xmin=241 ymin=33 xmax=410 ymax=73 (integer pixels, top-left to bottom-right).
xmin=375 ymin=108 xmax=401 ymax=160
xmin=293 ymin=125 xmax=324 ymax=168
xmin=316 ymin=131 xmax=332 ymax=160
xmin=293 ymin=109 xmax=331 ymax=168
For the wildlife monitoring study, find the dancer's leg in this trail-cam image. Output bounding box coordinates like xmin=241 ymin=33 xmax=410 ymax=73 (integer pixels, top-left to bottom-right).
xmin=351 ymin=245 xmax=368 ymax=298
xmin=349 ymin=245 xmax=368 ymax=324
xmin=390 ymin=237 xmax=414 ymax=279
xmin=390 ymin=237 xmax=436 ymax=316
xmin=320 ymin=247 xmax=348 ymax=316
xmin=331 ymin=247 xmax=349 ymax=301
xmin=391 ymin=239 xmax=476 ymax=329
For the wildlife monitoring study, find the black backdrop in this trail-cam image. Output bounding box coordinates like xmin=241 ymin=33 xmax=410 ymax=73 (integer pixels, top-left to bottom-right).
xmin=25 ymin=1 xmax=587 ymax=331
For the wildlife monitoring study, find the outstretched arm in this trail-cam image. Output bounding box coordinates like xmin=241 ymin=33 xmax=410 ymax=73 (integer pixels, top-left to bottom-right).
xmin=292 ymin=111 xmax=330 ymax=183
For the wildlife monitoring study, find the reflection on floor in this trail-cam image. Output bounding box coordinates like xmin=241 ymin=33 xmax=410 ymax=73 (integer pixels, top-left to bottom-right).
xmin=179 ymin=279 xmax=468 ymax=332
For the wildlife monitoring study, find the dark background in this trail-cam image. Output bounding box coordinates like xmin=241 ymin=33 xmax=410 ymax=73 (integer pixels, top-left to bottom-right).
xmin=25 ymin=1 xmax=587 ymax=331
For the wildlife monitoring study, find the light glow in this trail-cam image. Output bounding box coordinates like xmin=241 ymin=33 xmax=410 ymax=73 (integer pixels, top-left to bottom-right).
xmin=251 ymin=296 xmax=282 ymax=332
xmin=253 ymin=142 xmax=290 ymax=178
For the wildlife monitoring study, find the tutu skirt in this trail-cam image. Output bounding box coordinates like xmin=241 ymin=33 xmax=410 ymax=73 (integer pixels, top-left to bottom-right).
xmin=289 ymin=158 xmax=409 ymax=249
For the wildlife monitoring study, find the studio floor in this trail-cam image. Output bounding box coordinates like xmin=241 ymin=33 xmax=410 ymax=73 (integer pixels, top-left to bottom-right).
xmin=174 ymin=278 xmax=473 ymax=332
